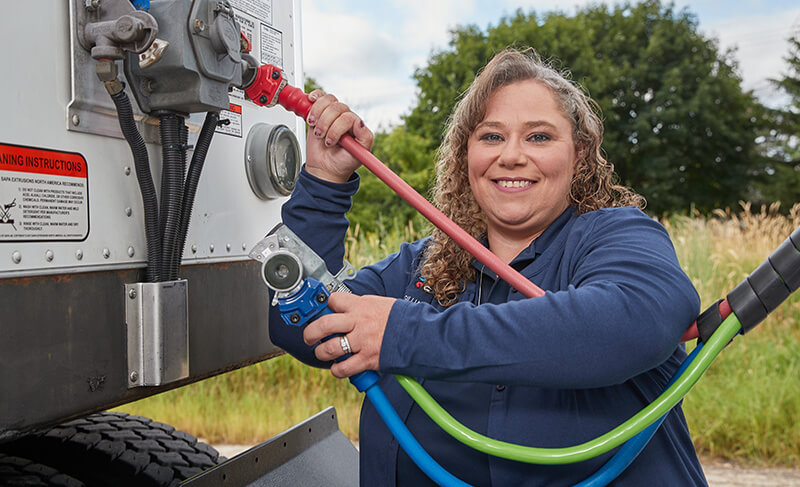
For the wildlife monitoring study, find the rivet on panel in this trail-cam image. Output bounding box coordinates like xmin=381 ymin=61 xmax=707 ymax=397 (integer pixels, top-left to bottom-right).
xmin=242 ymin=243 xmax=247 ymax=250
xmin=103 ymin=248 xmax=111 ymax=259
xmin=76 ymin=249 xmax=84 ymax=260
xmin=125 ymin=207 xmax=132 ymax=217
xmin=130 ymin=371 xmax=139 ymax=382
xmin=129 ymin=289 xmax=137 ymax=299
xmin=128 ymin=246 xmax=135 ymax=257
xmin=45 ymin=250 xmax=54 ymax=262
xmin=209 ymin=244 xmax=215 ymax=253
xmin=226 ymin=243 xmax=231 ymax=252
xmin=11 ymin=251 xmax=21 ymax=264
xmin=71 ymin=113 xmax=80 ymax=126
xmin=191 ymin=244 xmax=197 ymax=253
xmin=124 ymin=166 xmax=131 ymax=176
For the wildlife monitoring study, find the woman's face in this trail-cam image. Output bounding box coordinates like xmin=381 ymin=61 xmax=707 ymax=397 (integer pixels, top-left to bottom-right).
xmin=467 ymin=80 xmax=576 ymax=243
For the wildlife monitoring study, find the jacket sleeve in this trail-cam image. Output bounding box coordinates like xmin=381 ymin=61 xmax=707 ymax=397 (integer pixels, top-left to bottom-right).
xmin=378 ymin=208 xmax=701 ymax=389
xmin=267 ymin=167 xmax=423 ymax=367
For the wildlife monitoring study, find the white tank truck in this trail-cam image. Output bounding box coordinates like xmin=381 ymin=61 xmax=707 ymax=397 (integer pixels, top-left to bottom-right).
xmin=0 ymin=1 xmax=357 ymax=485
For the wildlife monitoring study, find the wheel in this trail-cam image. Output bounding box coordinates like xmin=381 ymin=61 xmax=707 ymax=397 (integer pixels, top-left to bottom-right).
xmin=0 ymin=412 xmax=220 ymax=487
xmin=0 ymin=453 xmax=85 ymax=486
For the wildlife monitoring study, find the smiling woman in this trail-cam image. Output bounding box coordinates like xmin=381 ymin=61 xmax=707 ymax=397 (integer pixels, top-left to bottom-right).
xmin=421 ymin=49 xmax=643 ymax=305
xmin=466 ymin=81 xmax=577 ymax=263
xmin=269 ymin=48 xmax=706 ymax=486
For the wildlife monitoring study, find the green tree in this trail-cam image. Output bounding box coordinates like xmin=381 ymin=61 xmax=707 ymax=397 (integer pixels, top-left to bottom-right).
xmin=754 ymin=35 xmax=800 ymax=206
xmin=348 ymin=127 xmax=435 ymax=232
xmin=404 ymin=0 xmax=763 ymax=214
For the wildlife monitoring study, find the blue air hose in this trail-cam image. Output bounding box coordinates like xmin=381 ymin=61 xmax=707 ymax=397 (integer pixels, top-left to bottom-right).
xmin=350 ymin=371 xmax=471 ymax=487
xmin=275 ymin=280 xmax=470 ymax=486
xmin=276 ymin=278 xmax=705 ymax=487
xmin=574 ymin=342 xmax=704 ymax=487
xmin=274 ymin=275 xmax=711 ymax=487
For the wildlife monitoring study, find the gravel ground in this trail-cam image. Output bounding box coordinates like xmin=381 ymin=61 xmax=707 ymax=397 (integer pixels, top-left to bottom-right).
xmin=214 ymin=444 xmax=800 ymax=486
xmin=702 ymin=458 xmax=800 ymax=487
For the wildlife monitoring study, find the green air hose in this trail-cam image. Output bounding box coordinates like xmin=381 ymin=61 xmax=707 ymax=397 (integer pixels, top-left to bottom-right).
xmin=394 ymin=313 xmax=741 ymax=464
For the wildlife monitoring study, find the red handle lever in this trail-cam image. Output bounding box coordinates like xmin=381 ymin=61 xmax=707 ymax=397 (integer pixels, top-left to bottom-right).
xmin=278 ymin=85 xmax=312 ymax=120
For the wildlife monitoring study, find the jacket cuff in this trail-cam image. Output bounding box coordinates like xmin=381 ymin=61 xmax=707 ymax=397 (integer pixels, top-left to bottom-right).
xmin=379 ymin=298 xmax=417 ymax=371
xmin=296 ymin=166 xmax=360 ymax=212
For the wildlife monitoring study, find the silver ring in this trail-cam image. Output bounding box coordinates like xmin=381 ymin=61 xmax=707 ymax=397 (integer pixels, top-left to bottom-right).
xmin=340 ymin=336 xmax=352 ymax=355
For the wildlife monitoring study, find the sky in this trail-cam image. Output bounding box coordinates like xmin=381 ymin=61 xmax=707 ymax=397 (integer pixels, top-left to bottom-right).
xmin=300 ymin=0 xmax=800 ymax=130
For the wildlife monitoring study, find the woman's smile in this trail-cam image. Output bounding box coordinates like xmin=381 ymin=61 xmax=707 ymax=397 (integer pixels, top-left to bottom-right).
xmin=493 ymin=177 xmax=537 ymax=191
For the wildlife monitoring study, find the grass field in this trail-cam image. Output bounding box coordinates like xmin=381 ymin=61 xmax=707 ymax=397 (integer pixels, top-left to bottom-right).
xmin=118 ymin=204 xmax=800 ymax=466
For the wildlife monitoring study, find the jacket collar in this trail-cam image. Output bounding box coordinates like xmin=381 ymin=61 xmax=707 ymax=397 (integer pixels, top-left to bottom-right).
xmin=471 ymin=207 xmax=576 ymax=275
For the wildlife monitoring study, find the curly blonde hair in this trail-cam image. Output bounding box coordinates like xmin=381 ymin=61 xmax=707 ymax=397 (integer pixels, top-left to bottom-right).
xmin=419 ymin=48 xmax=644 ymax=306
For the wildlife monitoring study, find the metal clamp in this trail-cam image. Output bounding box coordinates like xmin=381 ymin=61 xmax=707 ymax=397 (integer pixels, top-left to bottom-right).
xmin=125 ymin=280 xmax=189 ymax=387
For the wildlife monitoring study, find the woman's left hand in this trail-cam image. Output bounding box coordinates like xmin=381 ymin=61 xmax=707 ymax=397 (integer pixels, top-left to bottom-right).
xmin=303 ymin=293 xmax=395 ymax=378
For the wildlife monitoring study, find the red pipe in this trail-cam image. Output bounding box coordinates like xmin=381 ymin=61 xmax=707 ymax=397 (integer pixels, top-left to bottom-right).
xmin=274 ymin=82 xmax=707 ymax=340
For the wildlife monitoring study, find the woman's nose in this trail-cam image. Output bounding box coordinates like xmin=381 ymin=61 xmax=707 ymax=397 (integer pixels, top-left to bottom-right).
xmin=498 ymin=139 xmax=527 ymax=167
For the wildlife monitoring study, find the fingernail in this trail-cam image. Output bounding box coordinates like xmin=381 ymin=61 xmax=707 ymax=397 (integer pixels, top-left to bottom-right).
xmin=309 ymin=93 xmax=318 ymax=101
xmin=314 ymin=129 xmax=322 ymax=137
xmin=307 ymin=115 xmax=316 ymax=125
xmin=325 ymin=139 xmax=333 ymax=146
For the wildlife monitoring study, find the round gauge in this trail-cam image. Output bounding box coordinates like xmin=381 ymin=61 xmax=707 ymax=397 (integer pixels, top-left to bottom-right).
xmin=245 ymin=123 xmax=301 ymax=199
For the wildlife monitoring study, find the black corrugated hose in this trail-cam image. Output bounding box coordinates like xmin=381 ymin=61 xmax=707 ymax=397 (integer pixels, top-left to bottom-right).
xmin=110 ymin=91 xmax=162 ymax=282
xmin=157 ymin=112 xmax=186 ymax=280
xmin=173 ymin=111 xmax=220 ymax=278
xmin=174 ymin=119 xmax=189 ymax=280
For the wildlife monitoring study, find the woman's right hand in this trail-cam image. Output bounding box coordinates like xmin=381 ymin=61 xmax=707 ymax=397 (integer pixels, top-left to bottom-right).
xmin=304 ymin=90 xmax=373 ymax=184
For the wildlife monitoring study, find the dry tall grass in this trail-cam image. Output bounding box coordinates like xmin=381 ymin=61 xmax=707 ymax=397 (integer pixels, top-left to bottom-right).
xmin=666 ymin=202 xmax=800 ymax=466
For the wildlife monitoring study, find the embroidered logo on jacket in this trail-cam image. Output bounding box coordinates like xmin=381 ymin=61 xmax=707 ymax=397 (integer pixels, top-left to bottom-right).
xmin=414 ymin=275 xmax=433 ymax=294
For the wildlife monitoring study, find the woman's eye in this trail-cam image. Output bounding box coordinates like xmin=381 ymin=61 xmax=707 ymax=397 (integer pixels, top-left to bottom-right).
xmin=479 ymin=133 xmax=503 ymax=142
xmin=529 ymin=133 xmax=551 ymax=143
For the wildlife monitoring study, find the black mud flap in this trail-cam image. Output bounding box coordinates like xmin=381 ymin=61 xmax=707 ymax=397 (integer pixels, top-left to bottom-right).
xmin=182 ymin=407 xmax=359 ymax=486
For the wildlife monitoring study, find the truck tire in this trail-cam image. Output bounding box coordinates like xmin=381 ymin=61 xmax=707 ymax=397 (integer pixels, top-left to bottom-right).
xmin=0 ymin=453 xmax=85 ymax=487
xmin=1 ymin=412 xmax=220 ymax=487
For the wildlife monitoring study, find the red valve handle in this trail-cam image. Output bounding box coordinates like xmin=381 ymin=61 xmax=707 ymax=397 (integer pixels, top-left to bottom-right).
xmin=278 ymin=84 xmax=312 ymax=120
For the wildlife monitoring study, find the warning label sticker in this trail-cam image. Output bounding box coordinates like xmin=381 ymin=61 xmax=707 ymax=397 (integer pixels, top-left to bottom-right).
xmin=0 ymin=143 xmax=89 ymax=242
xmin=216 ymin=103 xmax=243 ymax=138
xmin=260 ymin=24 xmax=283 ymax=68
xmin=230 ymin=0 xmax=272 ymax=25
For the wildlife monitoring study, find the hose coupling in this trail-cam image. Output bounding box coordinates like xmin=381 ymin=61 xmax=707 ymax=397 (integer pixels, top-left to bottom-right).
xmin=96 ymin=59 xmax=125 ymax=95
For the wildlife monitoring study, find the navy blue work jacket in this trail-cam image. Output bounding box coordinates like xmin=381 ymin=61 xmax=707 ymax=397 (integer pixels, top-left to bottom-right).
xmin=269 ymin=169 xmax=708 ymax=486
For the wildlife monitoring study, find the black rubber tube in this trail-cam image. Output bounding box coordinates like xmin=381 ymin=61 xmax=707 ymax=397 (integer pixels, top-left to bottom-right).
xmin=158 ymin=112 xmax=186 ymax=281
xmin=174 ymin=112 xmax=220 ymax=278
xmin=110 ymin=91 xmax=161 ymax=282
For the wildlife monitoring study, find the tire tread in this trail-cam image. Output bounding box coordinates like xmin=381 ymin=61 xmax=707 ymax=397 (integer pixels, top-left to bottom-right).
xmin=0 ymin=412 xmax=219 ymax=487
